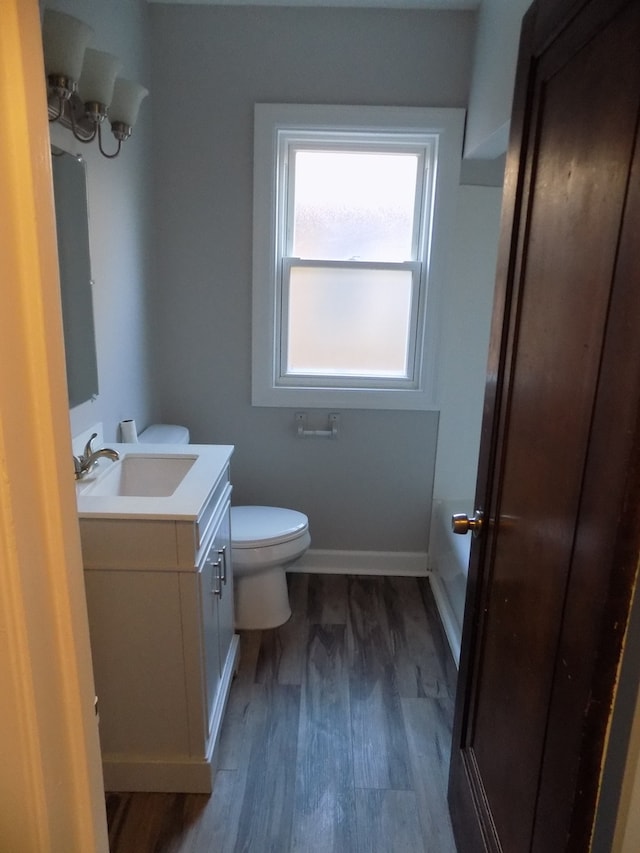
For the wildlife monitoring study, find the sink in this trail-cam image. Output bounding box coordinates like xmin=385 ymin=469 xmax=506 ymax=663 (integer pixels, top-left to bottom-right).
xmin=83 ymin=454 xmax=197 ymax=497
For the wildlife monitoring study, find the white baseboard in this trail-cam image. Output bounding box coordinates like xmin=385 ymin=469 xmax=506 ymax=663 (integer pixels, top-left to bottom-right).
xmin=288 ymin=548 xmax=429 ymax=577
xmin=428 ymin=573 xmax=461 ymax=668
xmin=102 ymin=755 xmax=214 ymax=794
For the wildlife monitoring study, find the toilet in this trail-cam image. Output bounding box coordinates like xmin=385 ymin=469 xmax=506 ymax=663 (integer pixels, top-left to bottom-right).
xmin=137 ymin=424 xmax=310 ymax=630
xmin=138 ymin=423 xmax=190 ymax=445
xmin=230 ymin=505 xmax=310 ymax=629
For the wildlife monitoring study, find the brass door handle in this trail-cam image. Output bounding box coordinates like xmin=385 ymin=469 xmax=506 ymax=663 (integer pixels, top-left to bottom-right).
xmin=451 ymin=510 xmax=484 ymax=538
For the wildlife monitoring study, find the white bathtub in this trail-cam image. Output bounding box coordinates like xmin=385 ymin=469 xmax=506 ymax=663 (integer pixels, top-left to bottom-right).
xmin=428 ymin=499 xmax=472 ymax=667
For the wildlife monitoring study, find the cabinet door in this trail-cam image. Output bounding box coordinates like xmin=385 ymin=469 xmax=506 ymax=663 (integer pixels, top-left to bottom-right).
xmin=85 ymin=569 xmax=191 ymax=758
xmin=215 ymin=502 xmax=235 ymax=676
xmin=199 ymin=544 xmax=223 ymax=743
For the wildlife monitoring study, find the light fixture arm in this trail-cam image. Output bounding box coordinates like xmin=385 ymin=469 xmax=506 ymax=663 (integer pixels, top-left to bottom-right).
xmin=48 ymin=93 xmax=66 ymax=123
xmin=97 ymin=123 xmax=122 ymax=159
xmin=69 ymin=102 xmax=99 ymax=143
xmin=47 ymin=74 xmax=73 ymax=122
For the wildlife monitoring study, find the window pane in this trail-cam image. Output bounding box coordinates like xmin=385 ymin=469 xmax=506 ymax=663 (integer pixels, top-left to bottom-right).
xmin=292 ymin=151 xmax=419 ymax=262
xmin=286 ymin=266 xmax=413 ymax=377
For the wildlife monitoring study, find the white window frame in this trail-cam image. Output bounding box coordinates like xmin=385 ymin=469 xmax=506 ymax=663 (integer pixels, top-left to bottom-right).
xmin=252 ymin=103 xmax=465 ymax=410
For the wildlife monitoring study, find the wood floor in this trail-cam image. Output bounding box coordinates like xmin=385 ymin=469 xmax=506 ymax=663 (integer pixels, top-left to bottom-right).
xmin=106 ymin=574 xmax=458 ymax=852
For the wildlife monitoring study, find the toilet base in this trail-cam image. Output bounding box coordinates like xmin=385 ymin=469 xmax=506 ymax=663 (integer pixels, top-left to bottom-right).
xmin=234 ymin=564 xmax=291 ymax=630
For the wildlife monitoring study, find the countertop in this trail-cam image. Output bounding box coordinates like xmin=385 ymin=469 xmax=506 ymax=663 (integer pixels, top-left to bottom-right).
xmin=76 ymin=442 xmax=234 ymax=521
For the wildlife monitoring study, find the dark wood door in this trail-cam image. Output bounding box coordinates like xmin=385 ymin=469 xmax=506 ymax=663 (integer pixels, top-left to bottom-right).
xmin=448 ymin=0 xmax=640 ymax=850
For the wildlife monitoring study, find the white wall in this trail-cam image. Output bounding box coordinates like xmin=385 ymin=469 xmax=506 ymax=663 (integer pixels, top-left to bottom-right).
xmin=427 ymin=184 xmax=502 ymax=663
xmin=149 ymin=4 xmax=481 ymax=552
xmin=464 ymin=0 xmax=531 ymax=158
xmin=44 ymin=0 xmax=156 ymax=445
xmin=431 ymin=184 xmax=503 ymax=504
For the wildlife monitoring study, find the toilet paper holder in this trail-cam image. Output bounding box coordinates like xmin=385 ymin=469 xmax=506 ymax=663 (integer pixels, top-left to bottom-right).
xmin=295 ymin=412 xmax=340 ymax=439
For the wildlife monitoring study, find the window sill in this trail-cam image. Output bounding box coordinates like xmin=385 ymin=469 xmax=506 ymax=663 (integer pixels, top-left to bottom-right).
xmin=251 ymin=383 xmax=439 ymax=411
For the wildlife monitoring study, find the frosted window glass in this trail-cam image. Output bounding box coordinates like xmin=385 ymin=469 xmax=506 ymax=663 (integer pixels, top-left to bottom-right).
xmin=287 ymin=266 xmax=413 ymax=377
xmin=292 ymin=151 xmax=419 ymax=262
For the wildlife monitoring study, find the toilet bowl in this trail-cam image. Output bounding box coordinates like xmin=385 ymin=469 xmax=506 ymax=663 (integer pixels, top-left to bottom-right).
xmin=138 ymin=424 xmax=310 ymax=630
xmin=231 ymin=506 xmax=310 ymax=630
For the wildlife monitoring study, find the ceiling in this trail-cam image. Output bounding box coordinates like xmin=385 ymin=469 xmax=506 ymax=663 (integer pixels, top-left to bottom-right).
xmin=146 ymin=0 xmax=481 ymax=10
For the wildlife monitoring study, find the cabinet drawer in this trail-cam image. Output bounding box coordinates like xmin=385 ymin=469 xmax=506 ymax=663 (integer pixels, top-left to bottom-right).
xmin=196 ymin=466 xmax=230 ymax=550
xmin=174 ymin=468 xmax=231 ymax=569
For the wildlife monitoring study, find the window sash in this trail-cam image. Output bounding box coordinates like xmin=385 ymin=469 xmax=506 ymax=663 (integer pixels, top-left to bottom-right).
xmin=282 ymin=139 xmax=432 ymax=264
xmin=277 ymin=258 xmax=424 ymax=389
xmin=277 ymin=135 xmax=433 ymax=390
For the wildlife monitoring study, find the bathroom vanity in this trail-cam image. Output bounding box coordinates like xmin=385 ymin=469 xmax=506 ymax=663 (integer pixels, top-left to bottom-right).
xmin=77 ymin=441 xmax=239 ymax=793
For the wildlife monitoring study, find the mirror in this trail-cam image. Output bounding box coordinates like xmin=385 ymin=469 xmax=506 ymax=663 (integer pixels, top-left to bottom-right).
xmin=51 ymin=147 xmax=99 ymax=407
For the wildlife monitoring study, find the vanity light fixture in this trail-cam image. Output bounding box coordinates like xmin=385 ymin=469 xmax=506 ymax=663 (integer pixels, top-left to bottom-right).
xmin=42 ymin=9 xmax=148 ymax=159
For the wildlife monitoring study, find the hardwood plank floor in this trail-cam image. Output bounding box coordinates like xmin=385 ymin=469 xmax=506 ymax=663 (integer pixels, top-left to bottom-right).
xmin=106 ymin=574 xmax=457 ymax=852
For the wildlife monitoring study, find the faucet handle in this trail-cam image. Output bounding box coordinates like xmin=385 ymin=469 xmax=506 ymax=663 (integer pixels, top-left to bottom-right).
xmin=82 ymin=432 xmax=98 ymax=461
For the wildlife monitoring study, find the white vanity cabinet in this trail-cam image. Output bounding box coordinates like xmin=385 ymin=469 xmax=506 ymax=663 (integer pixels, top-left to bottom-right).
xmin=79 ymin=445 xmax=239 ymax=793
xmin=186 ymin=486 xmax=236 ymax=761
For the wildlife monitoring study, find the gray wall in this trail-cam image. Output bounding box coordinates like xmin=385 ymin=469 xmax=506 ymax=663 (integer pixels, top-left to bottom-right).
xmin=149 ymin=5 xmax=476 ymax=552
xmin=45 ymin=0 xmax=156 ymax=445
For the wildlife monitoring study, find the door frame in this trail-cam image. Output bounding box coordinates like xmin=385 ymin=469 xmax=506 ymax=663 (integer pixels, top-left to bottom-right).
xmin=0 ymin=1 xmax=108 ymax=849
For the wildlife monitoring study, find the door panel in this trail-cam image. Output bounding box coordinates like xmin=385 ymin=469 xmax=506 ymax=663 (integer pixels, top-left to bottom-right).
xmin=532 ymin=94 xmax=640 ymax=853
xmin=449 ymin=1 xmax=640 ymax=850
xmin=200 ymin=547 xmax=222 ymax=742
xmin=215 ymin=504 xmax=235 ymax=676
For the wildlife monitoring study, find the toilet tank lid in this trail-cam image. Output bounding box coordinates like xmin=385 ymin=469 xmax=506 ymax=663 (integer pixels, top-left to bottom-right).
xmin=138 ymin=424 xmax=190 ymax=444
xmin=231 ymin=506 xmax=308 ymax=547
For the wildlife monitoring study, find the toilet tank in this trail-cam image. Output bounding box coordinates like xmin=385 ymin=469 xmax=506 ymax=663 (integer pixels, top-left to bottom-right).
xmin=138 ymin=424 xmax=190 ymax=444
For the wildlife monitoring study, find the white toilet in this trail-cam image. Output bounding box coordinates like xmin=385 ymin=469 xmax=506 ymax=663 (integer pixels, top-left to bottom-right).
xmin=137 ymin=424 xmax=310 ymax=630
xmin=230 ymin=505 xmax=310 ymax=630
xmin=138 ymin=423 xmax=190 ymax=445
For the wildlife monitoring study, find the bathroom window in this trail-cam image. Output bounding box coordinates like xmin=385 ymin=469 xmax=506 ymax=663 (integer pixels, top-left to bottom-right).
xmin=252 ymin=104 xmax=465 ymax=410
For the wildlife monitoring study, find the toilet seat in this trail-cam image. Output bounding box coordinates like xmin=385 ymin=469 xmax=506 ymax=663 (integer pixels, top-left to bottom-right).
xmin=231 ymin=506 xmax=308 ymax=549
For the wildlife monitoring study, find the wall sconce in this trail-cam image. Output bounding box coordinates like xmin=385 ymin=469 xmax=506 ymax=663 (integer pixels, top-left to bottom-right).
xmin=43 ymin=9 xmax=148 ymax=159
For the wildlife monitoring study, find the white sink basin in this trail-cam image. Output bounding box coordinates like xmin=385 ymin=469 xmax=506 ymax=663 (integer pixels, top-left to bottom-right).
xmin=83 ymin=454 xmax=197 ymax=497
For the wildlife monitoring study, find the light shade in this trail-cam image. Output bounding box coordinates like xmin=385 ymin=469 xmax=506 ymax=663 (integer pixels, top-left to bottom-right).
xmin=109 ymin=78 xmax=149 ymax=128
xmin=42 ymin=9 xmax=93 ymax=82
xmin=77 ymin=49 xmax=122 ymax=105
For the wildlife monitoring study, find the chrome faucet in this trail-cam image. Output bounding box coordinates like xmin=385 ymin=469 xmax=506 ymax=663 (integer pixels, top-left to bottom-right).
xmin=73 ymin=432 xmax=119 ymax=480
